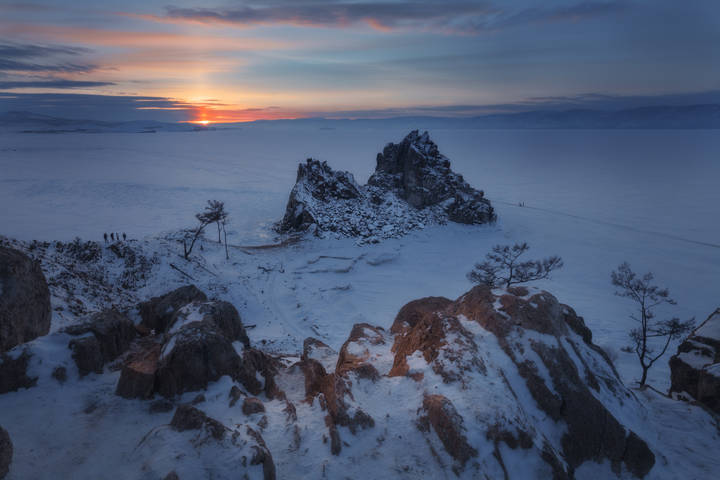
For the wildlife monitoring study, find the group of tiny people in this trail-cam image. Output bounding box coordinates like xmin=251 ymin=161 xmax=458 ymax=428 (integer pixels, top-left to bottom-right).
xmin=103 ymin=232 xmax=127 ymax=243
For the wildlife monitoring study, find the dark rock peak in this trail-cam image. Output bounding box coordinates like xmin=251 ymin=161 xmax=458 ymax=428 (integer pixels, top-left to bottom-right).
xmin=296 ymin=159 xmax=361 ymax=201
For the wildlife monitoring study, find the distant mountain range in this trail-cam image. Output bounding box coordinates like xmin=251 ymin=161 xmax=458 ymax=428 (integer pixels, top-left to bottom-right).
xmin=1 ymin=104 xmax=719 ymax=133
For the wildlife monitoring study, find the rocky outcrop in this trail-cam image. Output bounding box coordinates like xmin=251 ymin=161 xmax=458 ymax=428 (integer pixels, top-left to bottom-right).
xmin=418 ymin=394 xmax=477 ymax=469
xmin=302 ymin=337 xmax=337 ymax=372
xmin=242 ymin=397 xmax=266 ymax=415
xmin=279 ymin=160 xmax=361 ymax=232
xmin=368 ymin=130 xmax=495 ymax=224
xmin=135 ymin=404 xmax=276 ymax=480
xmin=115 ymin=340 xmax=162 ymax=399
xmin=155 ymin=321 xmax=245 ymax=397
xmin=116 ymin=288 xmax=276 ymax=400
xmin=277 ymin=131 xmax=495 ymax=242
xmin=170 ymin=404 xmax=226 ymax=440
xmin=0 ymin=350 xmax=36 ymax=394
xmin=0 ymin=246 xmax=51 ymax=352
xmin=64 ymin=310 xmax=137 ymax=376
xmin=284 ymin=285 xmax=654 ymax=478
xmin=65 ymin=310 xmax=136 ymax=376
xmin=669 ymin=308 xmax=720 ymax=413
xmin=169 ymin=300 xmax=250 ymax=347
xmin=138 ymin=285 xmax=207 ymax=333
xmin=0 ymin=425 xmax=11 ymax=479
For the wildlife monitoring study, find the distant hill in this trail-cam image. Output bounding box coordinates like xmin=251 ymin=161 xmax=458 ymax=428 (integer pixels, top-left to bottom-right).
xmin=0 ymin=111 xmax=199 ymax=133
xmin=2 ymin=104 xmax=719 ymax=133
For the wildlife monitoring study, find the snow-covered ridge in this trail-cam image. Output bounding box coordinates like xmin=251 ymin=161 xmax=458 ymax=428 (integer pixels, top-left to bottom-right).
xmin=277 ymin=130 xmax=495 ymax=242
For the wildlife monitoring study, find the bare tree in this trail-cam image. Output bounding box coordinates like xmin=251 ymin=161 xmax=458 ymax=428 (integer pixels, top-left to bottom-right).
xmin=221 ymin=217 xmax=229 ymax=260
xmin=611 ymin=262 xmax=694 ymax=387
xmin=197 ymin=200 xmax=228 ymax=244
xmin=467 ymin=242 xmax=563 ymax=289
xmin=182 ymin=204 xmax=215 ymax=260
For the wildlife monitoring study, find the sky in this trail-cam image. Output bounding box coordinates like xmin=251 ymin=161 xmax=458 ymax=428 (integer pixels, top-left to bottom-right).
xmin=0 ymin=0 xmax=719 ymax=123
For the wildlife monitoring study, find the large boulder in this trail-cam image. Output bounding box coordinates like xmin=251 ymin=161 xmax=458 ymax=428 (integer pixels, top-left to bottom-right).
xmin=155 ymin=321 xmax=244 ymax=397
xmin=138 ymin=285 xmax=207 ymax=333
xmin=0 ymin=246 xmax=51 ymax=352
xmin=169 ymin=300 xmax=250 ymax=347
xmin=65 ymin=310 xmax=136 ymax=376
xmin=669 ymin=308 xmax=720 ymax=413
xmin=154 ymin=318 xmax=277 ymax=398
xmin=0 ymin=425 xmax=11 ymax=479
xmin=115 ymin=339 xmax=162 ymax=399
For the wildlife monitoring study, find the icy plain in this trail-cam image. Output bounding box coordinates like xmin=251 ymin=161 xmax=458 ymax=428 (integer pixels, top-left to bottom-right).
xmin=0 ymin=124 xmax=719 ymax=478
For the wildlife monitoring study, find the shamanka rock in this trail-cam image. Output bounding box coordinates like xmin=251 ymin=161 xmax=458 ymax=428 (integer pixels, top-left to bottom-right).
xmin=669 ymin=308 xmax=720 ymax=413
xmin=0 ymin=246 xmax=51 ymax=353
xmin=277 ymin=131 xmax=495 ymax=241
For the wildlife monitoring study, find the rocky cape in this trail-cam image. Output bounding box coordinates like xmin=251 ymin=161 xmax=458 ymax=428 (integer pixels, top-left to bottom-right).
xmin=277 ymin=130 xmax=496 ymax=242
xmin=1 ymin=262 xmax=659 ymax=478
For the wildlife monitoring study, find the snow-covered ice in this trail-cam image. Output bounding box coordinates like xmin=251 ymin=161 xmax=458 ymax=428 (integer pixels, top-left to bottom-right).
xmin=0 ymin=124 xmax=719 ymax=479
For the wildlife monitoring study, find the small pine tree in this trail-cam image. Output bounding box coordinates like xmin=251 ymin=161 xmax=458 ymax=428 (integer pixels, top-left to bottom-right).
xmin=467 ymin=242 xmax=563 ymax=289
xmin=611 ymin=262 xmax=694 ymax=387
xmin=197 ymin=200 xmax=228 ymax=244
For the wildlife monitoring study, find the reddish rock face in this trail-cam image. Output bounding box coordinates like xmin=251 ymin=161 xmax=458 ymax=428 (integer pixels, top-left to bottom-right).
xmin=418 ymin=394 xmax=477 ymax=467
xmin=115 ymin=341 xmax=161 ymax=399
xmin=242 ymin=397 xmax=266 ymax=415
xmin=670 ymin=308 xmax=720 ymax=413
xmin=336 ymin=323 xmax=386 ymax=376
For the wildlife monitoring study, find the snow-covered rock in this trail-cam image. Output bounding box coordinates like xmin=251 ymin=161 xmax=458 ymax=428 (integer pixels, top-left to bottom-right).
xmin=282 ymin=285 xmax=655 ymax=478
xmin=369 ymin=130 xmax=495 ymax=225
xmin=65 ymin=310 xmax=137 ymax=376
xmin=138 ymin=285 xmax=208 ymax=333
xmin=0 ymin=425 xmax=11 ymax=480
xmin=0 ymin=246 xmax=51 ymax=352
xmin=669 ymin=308 xmax=720 ymax=413
xmin=277 ymin=131 xmax=495 ymax=242
xmin=133 ymin=404 xmax=276 ymax=480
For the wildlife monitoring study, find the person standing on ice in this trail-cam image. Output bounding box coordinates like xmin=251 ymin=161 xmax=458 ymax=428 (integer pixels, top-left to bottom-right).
xmin=103 ymin=233 xmax=108 ymax=243
xmin=123 ymin=233 xmax=126 ymax=241
xmin=110 ymin=233 xmax=114 ymax=241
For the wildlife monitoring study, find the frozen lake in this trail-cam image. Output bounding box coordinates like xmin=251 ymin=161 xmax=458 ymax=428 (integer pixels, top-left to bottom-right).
xmin=2 ymin=125 xmax=720 ymax=479
xmin=1 ymin=125 xmax=719 ymax=387
xmin=1 ymin=127 xmax=719 ymax=246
